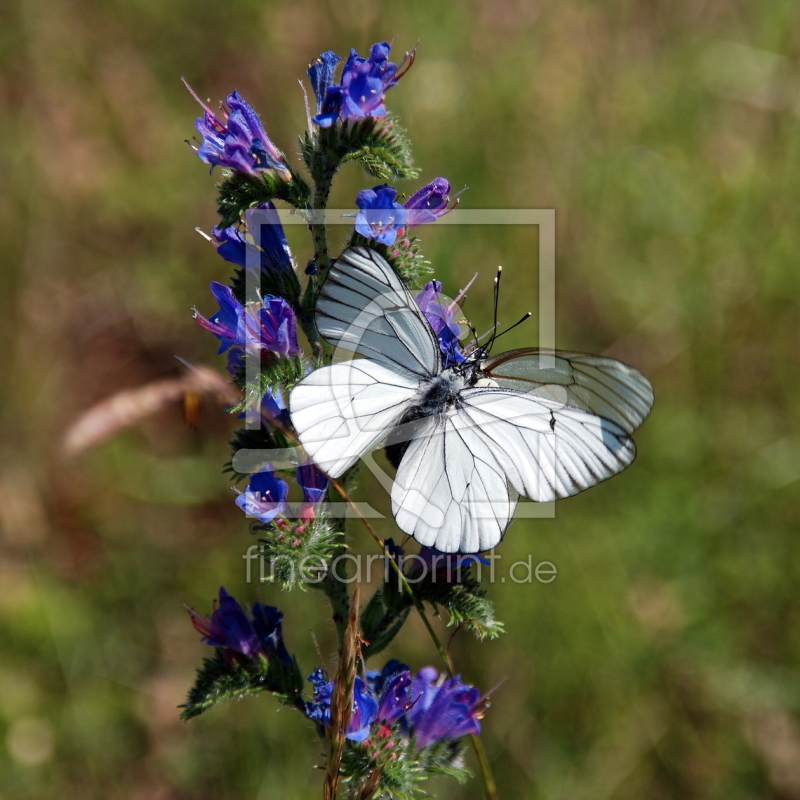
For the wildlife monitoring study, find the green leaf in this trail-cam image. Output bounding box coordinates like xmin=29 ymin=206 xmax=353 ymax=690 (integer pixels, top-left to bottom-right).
xmin=180 ymin=649 xmax=304 ymax=721
xmin=216 ymin=169 xmax=312 ymax=229
xmin=225 ymin=424 xmax=294 ymax=482
xmin=361 ymin=587 xmax=411 ymax=659
xmin=227 ymin=354 xmax=305 ymax=415
xmin=361 ymin=545 xmax=504 ymax=659
xmin=415 ymin=570 xmax=505 ymax=640
xmin=340 ymin=116 xmax=419 ymax=182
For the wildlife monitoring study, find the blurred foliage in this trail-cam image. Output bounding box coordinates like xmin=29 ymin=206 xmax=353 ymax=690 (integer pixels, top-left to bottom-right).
xmin=1 ymin=0 xmax=800 ymax=798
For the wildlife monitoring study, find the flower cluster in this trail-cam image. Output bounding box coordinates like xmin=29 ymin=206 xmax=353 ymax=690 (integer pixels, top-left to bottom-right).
xmin=305 ymin=660 xmax=486 ymax=748
xmin=310 ymin=42 xmax=414 ymax=128
xmin=185 ymin=81 xmax=291 ymax=180
xmin=355 ymin=178 xmax=457 ymax=246
xmin=193 ymin=282 xmax=299 ymax=374
xmin=187 ymin=587 xmax=291 ymax=665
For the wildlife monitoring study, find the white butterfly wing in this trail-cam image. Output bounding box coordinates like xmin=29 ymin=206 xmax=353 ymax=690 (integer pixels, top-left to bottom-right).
xmin=290 ymin=359 xmax=420 ymax=478
xmin=391 ymin=413 xmax=516 ymax=553
xmin=460 ymin=388 xmax=636 ymax=503
xmin=480 ymin=349 xmax=653 ymax=435
xmin=316 ymin=246 xmax=441 ymax=377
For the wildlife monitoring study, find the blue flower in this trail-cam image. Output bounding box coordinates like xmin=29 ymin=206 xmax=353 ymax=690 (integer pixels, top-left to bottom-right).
xmin=210 ymin=202 xmax=295 ymax=281
xmin=193 ymin=282 xmax=244 ymax=354
xmin=187 ymin=587 xmax=291 ymax=664
xmin=184 ymin=80 xmax=291 ymax=179
xmin=313 ymin=42 xmax=413 ymax=127
xmin=415 ymin=281 xmax=467 ymax=367
xmin=305 ymin=670 xmax=379 ymax=742
xmin=194 ymin=285 xmax=300 ymax=370
xmin=211 ymin=225 xmax=248 ymax=268
xmin=355 ymin=185 xmax=408 ymax=246
xmin=235 ymin=466 xmax=289 ymax=524
xmin=260 ymin=388 xmax=287 ymax=423
xmin=305 ymin=659 xmax=486 ymax=748
xmin=307 ymin=51 xmax=342 ymax=113
xmin=250 ymin=602 xmax=292 ymax=665
xmin=297 ymin=461 xmax=328 ymax=503
xmin=370 ymin=660 xmax=415 ymax=727
xmin=404 ymin=667 xmax=484 ymax=747
xmin=243 ymin=296 xmax=300 ymax=358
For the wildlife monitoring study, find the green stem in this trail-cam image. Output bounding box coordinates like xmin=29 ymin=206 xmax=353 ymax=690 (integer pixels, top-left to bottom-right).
xmin=310 ymin=170 xmax=334 ymax=281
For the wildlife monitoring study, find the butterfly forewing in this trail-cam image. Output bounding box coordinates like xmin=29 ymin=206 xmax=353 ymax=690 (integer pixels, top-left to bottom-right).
xmin=316 ymin=247 xmax=441 ymax=377
xmin=479 ymin=348 xmax=654 ymax=435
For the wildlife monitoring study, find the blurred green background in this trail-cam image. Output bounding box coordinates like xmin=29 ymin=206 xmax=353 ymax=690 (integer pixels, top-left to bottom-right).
xmin=2 ymin=0 xmax=800 ymax=797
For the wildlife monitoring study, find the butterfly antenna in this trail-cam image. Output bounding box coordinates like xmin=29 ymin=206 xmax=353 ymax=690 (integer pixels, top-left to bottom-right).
xmin=493 ymin=311 xmax=532 ymax=342
xmin=467 ymin=321 xmax=480 ymax=351
xmin=485 ymin=266 xmax=503 ymax=352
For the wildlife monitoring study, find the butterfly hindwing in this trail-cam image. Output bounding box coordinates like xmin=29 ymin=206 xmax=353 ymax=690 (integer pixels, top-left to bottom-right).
xmin=459 ymin=388 xmax=636 ymax=502
xmin=390 ymin=388 xmax=636 ymax=552
xmin=480 ymin=349 xmax=653 ymax=435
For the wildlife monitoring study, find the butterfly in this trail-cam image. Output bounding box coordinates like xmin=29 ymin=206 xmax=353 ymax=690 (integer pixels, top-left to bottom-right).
xmin=289 ymin=246 xmax=654 ymax=553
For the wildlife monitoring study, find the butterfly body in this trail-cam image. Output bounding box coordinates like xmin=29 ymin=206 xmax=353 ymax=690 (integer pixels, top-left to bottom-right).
xmin=384 ymin=368 xmax=468 ymax=468
xmin=289 ymin=246 xmax=654 ymax=553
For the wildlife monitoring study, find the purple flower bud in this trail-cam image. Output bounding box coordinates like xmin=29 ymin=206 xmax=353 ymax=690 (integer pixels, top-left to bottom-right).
xmin=414 ymin=281 xmax=466 ymax=367
xmin=184 ymin=81 xmax=291 ymax=179
xmin=210 ymin=202 xmax=295 ymax=281
xmin=355 ymin=185 xmax=408 ymax=246
xmin=296 ymin=461 xmax=329 ymax=506
xmin=313 ymin=41 xmax=413 ymax=127
xmin=187 ymin=587 xmax=291 ymax=664
xmin=251 ymin=602 xmax=292 ymax=665
xmin=193 ymin=282 xmax=244 ymax=354
xmin=371 ymin=660 xmax=415 ymax=726
xmin=404 ymin=177 xmax=454 ymax=227
xmin=235 ymin=466 xmax=289 ymax=524
xmin=307 ymin=51 xmax=342 ymax=113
